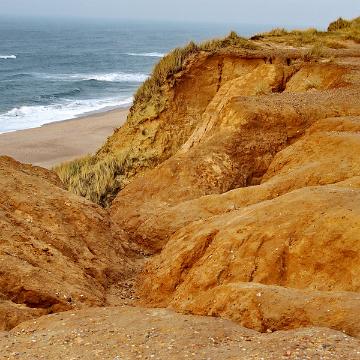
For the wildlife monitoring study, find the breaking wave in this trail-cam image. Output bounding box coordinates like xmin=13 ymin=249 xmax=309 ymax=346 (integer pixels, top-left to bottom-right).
xmin=38 ymin=72 xmax=148 ymax=82
xmin=0 ymin=55 xmax=16 ymax=59
xmin=0 ymin=96 xmax=133 ymax=133
xmin=126 ymin=52 xmax=165 ymax=58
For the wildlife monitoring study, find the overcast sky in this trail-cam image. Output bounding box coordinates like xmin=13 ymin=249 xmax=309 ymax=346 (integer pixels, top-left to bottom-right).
xmin=1 ymin=0 xmax=360 ymax=27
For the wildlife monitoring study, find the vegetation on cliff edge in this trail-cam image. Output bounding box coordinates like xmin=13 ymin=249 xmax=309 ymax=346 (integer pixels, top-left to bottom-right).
xmin=252 ymin=16 xmax=360 ymax=47
xmin=54 ymin=18 xmax=359 ymax=207
xmin=132 ymin=31 xmax=257 ymax=118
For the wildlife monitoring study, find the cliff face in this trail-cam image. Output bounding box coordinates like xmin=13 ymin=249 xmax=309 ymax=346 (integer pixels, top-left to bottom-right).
xmin=110 ymin=60 xmax=360 ymax=252
xmin=56 ymin=51 xmax=277 ymax=206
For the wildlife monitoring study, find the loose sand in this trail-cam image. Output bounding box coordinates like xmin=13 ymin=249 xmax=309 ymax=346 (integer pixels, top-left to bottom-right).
xmin=0 ymin=108 xmax=128 ymax=169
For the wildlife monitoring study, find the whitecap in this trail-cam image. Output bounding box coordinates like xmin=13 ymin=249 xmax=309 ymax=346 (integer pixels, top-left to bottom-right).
xmin=126 ymin=52 xmax=165 ymax=58
xmin=0 ymin=55 xmax=17 ymax=59
xmin=0 ymin=96 xmax=133 ymax=133
xmin=37 ymin=72 xmax=148 ymax=82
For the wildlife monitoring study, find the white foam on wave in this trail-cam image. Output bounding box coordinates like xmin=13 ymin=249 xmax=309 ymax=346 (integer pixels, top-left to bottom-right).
xmin=0 ymin=96 xmax=133 ymax=133
xmin=0 ymin=55 xmax=16 ymax=59
xmin=38 ymin=72 xmax=148 ymax=82
xmin=126 ymin=52 xmax=165 ymax=58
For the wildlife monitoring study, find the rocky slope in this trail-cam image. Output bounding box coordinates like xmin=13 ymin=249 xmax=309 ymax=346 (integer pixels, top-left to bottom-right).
xmin=0 ymin=156 xmax=139 ymax=331
xmin=108 ymin=29 xmax=360 ymax=337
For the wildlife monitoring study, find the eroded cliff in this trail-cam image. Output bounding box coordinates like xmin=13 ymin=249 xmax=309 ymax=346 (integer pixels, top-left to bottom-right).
xmin=107 ymin=22 xmax=360 ymax=337
xmin=1 ymin=17 xmax=360 ymax=359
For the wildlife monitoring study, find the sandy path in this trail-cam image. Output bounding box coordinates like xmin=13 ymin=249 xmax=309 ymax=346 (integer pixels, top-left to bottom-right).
xmin=0 ymin=108 xmax=128 ymax=168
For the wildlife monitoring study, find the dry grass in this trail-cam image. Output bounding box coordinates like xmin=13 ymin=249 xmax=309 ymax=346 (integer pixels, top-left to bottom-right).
xmin=54 ymin=152 xmax=129 ymax=207
xmin=133 ymin=41 xmax=198 ymax=107
xmin=252 ymin=16 xmax=360 ymax=47
xmin=324 ymin=41 xmax=347 ymax=49
xmin=251 ymin=28 xmax=323 ymax=46
xmin=302 ymin=43 xmax=327 ymax=61
xmin=328 ymin=17 xmax=352 ymax=32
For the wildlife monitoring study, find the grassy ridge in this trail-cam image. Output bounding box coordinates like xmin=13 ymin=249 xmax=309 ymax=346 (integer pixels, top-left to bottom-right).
xmin=328 ymin=17 xmax=360 ymax=32
xmin=252 ymin=16 xmax=360 ymax=47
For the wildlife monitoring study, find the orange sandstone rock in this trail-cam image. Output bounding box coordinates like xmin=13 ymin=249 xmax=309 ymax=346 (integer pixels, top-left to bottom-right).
xmin=138 ymin=185 xmax=360 ymax=336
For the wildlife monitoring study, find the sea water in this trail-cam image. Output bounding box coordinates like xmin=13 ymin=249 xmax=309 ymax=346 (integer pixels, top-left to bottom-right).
xmin=0 ymin=17 xmax=268 ymax=133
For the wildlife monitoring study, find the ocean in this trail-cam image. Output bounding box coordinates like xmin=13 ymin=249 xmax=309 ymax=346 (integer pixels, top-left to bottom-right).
xmin=0 ymin=17 xmax=268 ymax=133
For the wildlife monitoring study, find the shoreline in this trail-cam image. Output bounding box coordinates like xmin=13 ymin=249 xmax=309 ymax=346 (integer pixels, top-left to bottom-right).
xmin=39 ymin=106 xmax=127 ymax=129
xmin=0 ymin=107 xmax=129 ymax=169
xmin=1 ymin=105 xmax=129 ymax=134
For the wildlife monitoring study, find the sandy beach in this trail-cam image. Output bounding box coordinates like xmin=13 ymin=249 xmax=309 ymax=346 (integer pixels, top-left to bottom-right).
xmin=0 ymin=108 xmax=128 ymax=169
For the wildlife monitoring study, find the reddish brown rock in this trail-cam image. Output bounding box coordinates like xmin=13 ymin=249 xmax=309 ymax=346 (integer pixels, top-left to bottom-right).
xmin=104 ymin=51 xmax=360 ymax=339
xmin=111 ymin=88 xmax=360 ymax=252
xmin=2 ymin=37 xmax=360 ymax=357
xmin=131 ymin=115 xmax=360 ymax=250
xmin=172 ymin=283 xmax=360 ymax=338
xmin=0 ymin=156 xmax=137 ymax=330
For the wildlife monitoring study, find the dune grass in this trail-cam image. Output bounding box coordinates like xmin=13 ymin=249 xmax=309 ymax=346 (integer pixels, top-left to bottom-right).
xmin=54 ymin=152 xmax=128 ymax=207
xmin=301 ymin=43 xmax=328 ymax=61
xmin=252 ymin=16 xmax=360 ymax=47
xmin=328 ymin=16 xmax=360 ymax=43
xmin=328 ymin=17 xmax=352 ymax=32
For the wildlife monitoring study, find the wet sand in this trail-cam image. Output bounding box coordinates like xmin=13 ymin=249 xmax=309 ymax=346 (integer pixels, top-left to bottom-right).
xmin=0 ymin=108 xmax=128 ymax=168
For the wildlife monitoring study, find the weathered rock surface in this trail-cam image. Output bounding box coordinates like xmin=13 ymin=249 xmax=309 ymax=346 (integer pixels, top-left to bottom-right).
xmin=108 ymin=48 xmax=360 ymax=338
xmin=0 ymin=156 xmax=137 ymax=330
xmin=1 ymin=306 xmax=359 ymax=360
xmin=117 ymin=115 xmax=360 ymax=253
xmin=111 ymin=84 xmax=360 ymax=253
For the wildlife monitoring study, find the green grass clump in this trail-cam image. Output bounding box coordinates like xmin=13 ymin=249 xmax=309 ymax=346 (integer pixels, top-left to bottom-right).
xmin=54 ymin=153 xmax=129 ymax=207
